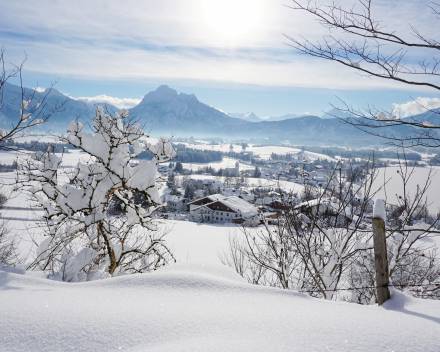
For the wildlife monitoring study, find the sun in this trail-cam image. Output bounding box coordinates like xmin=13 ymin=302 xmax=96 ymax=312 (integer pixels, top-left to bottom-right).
xmin=201 ymin=0 xmax=264 ymax=45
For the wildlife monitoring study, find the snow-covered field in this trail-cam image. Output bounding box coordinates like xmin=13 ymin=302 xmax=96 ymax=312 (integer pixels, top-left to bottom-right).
xmin=157 ymin=220 xmax=241 ymax=266
xmin=182 ymin=156 xmax=254 ymax=172
xmin=181 ymin=143 xmax=335 ymax=161
xmin=179 ymin=174 xmax=305 ymax=194
xmin=0 ymin=149 xmax=90 ymax=168
xmin=373 ymin=166 xmax=440 ymax=215
xmin=0 ymin=168 xmax=239 ymax=265
xmin=247 ymin=145 xmax=336 ymax=161
xmin=0 ymin=150 xmax=31 ymax=165
xmin=1 ymin=150 xmax=440 ymax=352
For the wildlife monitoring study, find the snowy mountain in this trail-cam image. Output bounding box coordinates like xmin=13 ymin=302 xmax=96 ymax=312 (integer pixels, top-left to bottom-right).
xmin=0 ymin=82 xmax=118 ymax=132
xmin=230 ymin=112 xmax=304 ymax=122
xmin=127 ymin=88 xmax=375 ymax=143
xmin=264 ymin=113 xmax=301 ymax=122
xmin=1 ymin=82 xmax=434 ymax=146
xmin=402 ymin=107 xmax=440 ymax=125
xmin=129 ymin=85 xmax=247 ymax=135
xmin=228 ymin=112 xmax=262 ymax=122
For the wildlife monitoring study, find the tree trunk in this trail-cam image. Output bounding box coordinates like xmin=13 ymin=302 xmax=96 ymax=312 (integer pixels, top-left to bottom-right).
xmin=98 ymin=222 xmax=117 ymax=275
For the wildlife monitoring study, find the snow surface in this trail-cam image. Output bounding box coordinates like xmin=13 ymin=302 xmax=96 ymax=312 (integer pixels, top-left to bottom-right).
xmin=0 ymin=150 xmax=24 ymax=165
xmin=247 ymin=145 xmax=335 ymax=161
xmin=181 ymin=143 xmax=335 ymax=161
xmin=177 ymin=174 xmax=305 ymax=194
xmin=374 ymin=166 xmax=440 ymax=214
xmin=1 ymin=265 xmax=439 ymax=352
xmin=163 ymin=220 xmax=243 ymax=265
xmin=182 ymin=156 xmax=254 ymax=172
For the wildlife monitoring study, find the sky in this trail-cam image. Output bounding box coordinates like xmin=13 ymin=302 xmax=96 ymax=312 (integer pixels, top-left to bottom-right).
xmin=0 ymin=0 xmax=439 ymax=117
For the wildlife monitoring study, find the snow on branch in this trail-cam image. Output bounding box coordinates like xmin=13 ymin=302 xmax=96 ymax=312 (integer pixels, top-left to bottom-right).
xmin=22 ymin=108 xmax=176 ymax=281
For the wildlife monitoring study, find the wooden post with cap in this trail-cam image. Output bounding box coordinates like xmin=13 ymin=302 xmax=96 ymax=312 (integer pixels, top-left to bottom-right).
xmin=372 ymin=199 xmax=390 ymax=305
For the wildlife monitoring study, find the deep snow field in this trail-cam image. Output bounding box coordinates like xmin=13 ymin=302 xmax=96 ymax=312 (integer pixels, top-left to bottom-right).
xmin=1 ymin=149 xmax=440 ymax=352
xmin=181 ymin=156 xmax=255 ymax=172
xmin=180 ymin=142 xmax=336 ymax=161
xmin=176 ymin=174 xmax=305 ymax=194
xmin=374 ymin=166 xmax=440 ymax=215
xmin=2 ymin=264 xmax=440 ymax=352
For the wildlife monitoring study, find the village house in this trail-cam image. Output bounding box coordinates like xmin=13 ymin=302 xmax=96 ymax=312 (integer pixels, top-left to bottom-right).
xmin=188 ymin=194 xmax=259 ymax=226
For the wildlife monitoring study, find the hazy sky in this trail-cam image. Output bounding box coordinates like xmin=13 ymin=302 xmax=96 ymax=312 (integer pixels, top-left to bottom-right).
xmin=0 ymin=0 xmax=438 ymax=116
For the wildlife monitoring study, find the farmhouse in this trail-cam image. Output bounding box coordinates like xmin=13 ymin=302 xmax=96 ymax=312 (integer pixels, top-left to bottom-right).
xmin=189 ymin=194 xmax=259 ymax=225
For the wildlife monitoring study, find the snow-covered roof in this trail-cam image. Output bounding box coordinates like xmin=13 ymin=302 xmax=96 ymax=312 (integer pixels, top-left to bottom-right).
xmin=294 ymin=198 xmax=326 ymax=209
xmin=191 ymin=194 xmax=258 ymax=218
xmin=188 ymin=194 xmax=224 ymax=205
xmin=219 ymin=195 xmax=258 ymax=218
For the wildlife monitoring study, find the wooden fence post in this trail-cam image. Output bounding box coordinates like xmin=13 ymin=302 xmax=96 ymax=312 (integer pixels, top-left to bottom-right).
xmin=372 ymin=199 xmax=390 ymax=305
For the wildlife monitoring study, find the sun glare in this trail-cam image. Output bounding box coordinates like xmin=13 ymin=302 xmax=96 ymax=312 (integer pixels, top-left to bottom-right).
xmin=201 ymin=0 xmax=264 ymax=45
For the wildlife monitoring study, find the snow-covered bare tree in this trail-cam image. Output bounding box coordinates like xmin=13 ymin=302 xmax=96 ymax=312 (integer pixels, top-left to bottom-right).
xmin=227 ymin=157 xmax=440 ymax=302
xmin=0 ymin=221 xmax=17 ymax=267
xmin=22 ymin=108 xmax=176 ymax=281
xmin=0 ymin=51 xmax=55 ymax=268
xmin=225 ymin=220 xmax=301 ymax=289
xmin=383 ymin=156 xmax=440 ymax=298
xmin=0 ymin=50 xmax=54 ymax=149
xmin=226 ymin=162 xmax=378 ymax=298
xmin=281 ymin=162 xmax=378 ymax=299
xmin=220 ymin=236 xmax=268 ymax=286
xmin=288 ymin=0 xmax=440 ymax=147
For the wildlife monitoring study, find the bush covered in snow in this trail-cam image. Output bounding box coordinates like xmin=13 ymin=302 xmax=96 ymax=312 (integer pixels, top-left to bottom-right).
xmin=0 ymin=222 xmax=17 ymax=267
xmin=22 ymin=109 xmax=176 ymax=281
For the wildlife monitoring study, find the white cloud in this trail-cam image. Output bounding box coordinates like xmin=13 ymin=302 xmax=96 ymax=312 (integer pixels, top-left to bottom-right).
xmin=1 ymin=0 xmax=437 ymax=90
xmin=6 ymin=39 xmax=414 ymax=91
xmin=392 ymin=97 xmax=440 ymax=118
xmin=74 ymin=95 xmax=141 ymax=109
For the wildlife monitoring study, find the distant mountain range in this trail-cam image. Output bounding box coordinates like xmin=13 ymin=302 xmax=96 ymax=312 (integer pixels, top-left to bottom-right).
xmin=229 ymin=111 xmax=338 ymax=122
xmin=0 ymin=82 xmax=436 ymax=146
xmin=0 ymin=82 xmax=118 ymax=131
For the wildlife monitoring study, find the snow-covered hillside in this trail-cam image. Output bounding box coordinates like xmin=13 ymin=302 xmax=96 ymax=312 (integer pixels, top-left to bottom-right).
xmin=180 ymin=174 xmax=305 ymax=194
xmin=181 ymin=157 xmax=254 ymax=172
xmin=1 ymin=264 xmax=439 ymax=352
xmin=374 ymin=166 xmax=440 ymax=214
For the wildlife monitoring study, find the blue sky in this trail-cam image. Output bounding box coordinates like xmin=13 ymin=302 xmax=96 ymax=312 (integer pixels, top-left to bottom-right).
xmin=0 ymin=0 xmax=438 ymax=117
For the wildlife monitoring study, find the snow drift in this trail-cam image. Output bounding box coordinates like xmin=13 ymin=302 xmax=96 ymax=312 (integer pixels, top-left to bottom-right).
xmin=1 ymin=264 xmax=439 ymax=352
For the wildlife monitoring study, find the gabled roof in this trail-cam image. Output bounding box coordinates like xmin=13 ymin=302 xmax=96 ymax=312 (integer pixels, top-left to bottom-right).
xmin=188 ymin=194 xmax=224 ymax=206
xmin=190 ymin=194 xmax=258 ymax=218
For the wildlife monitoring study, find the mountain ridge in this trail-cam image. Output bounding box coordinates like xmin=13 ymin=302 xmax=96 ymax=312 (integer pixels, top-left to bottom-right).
xmin=1 ymin=82 xmax=433 ymax=146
